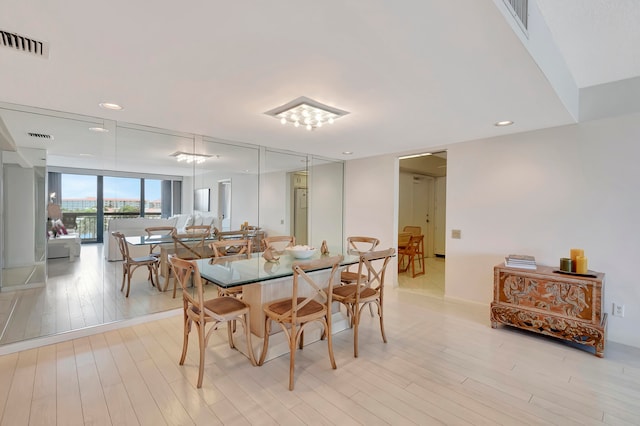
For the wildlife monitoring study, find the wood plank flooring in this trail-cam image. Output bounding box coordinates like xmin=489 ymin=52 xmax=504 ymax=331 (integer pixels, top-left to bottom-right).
xmin=1 ymin=276 xmax=640 ymax=425
xmin=0 ymin=244 xmax=183 ymax=345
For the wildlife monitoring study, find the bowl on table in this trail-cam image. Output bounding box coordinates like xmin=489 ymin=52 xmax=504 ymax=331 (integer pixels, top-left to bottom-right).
xmin=285 ymin=245 xmax=317 ymax=259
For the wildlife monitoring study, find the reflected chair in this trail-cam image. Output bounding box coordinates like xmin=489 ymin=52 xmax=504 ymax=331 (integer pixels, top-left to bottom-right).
xmin=262 ymin=235 xmax=295 ymax=253
xmin=169 ymin=231 xmax=210 ymax=298
xmin=258 ymin=254 xmax=343 ymax=390
xmin=398 ymin=234 xmax=425 ymax=277
xmin=111 ymin=231 xmax=160 ymax=297
xmin=185 ymin=224 xmax=211 ymax=235
xmin=209 ymin=239 xmax=252 ymax=298
xmin=332 ymin=248 xmax=395 ymax=357
xmin=170 ymin=256 xmax=256 ymax=388
xmin=145 ymin=226 xmax=176 ymax=282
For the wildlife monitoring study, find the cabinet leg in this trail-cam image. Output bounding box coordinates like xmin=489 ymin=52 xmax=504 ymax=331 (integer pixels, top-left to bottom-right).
xmin=491 ymin=321 xmax=498 ymax=329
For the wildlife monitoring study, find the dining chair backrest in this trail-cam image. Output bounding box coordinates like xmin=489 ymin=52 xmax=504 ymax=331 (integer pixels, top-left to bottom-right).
xmin=346 ymin=236 xmax=380 ymax=255
xmin=402 ymin=225 xmax=422 ymax=236
xmin=354 ymin=248 xmax=396 ymax=300
xmin=171 ymin=256 xmax=204 ymax=314
xmin=262 ymin=235 xmax=295 ymax=253
xmin=217 ymin=229 xmax=249 ymax=241
xmin=172 ymin=231 xmax=209 ymax=260
xmin=209 ymin=239 xmax=252 ymax=258
xmin=290 ymin=254 xmax=344 ymax=323
xmin=112 ymin=231 xmax=131 ymax=261
xmin=185 ymin=224 xmax=211 ymax=235
xmin=145 ymin=226 xmax=177 ymax=254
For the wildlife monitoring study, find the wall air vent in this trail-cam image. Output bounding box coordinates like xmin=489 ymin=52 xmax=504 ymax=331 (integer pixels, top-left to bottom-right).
xmin=503 ymin=0 xmax=528 ymax=33
xmin=27 ymin=132 xmax=54 ymax=140
xmin=1 ymin=29 xmax=49 ymax=58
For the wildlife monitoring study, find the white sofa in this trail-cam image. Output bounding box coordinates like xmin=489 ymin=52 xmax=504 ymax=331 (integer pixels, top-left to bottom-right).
xmin=105 ymin=217 xmax=177 ymax=261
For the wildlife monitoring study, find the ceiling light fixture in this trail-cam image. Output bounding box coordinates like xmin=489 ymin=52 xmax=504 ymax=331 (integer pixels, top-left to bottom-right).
xmin=171 ymin=151 xmax=212 ymax=164
xmin=399 ymin=152 xmax=433 ymax=160
xmin=342 ymin=151 xmax=353 ymax=155
xmin=99 ymin=102 xmax=123 ymax=110
xmin=494 ymin=120 xmax=514 ymax=127
xmin=89 ymin=126 xmax=109 ymax=133
xmin=265 ymin=96 xmax=349 ymax=130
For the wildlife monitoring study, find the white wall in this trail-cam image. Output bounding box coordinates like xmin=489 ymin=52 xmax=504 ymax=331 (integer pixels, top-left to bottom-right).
xmin=4 ymin=165 xmax=35 ymax=267
xmin=344 ymin=154 xmax=398 ymax=279
xmin=309 ymin=161 xmax=343 ymax=250
xmin=260 ymin=170 xmax=290 ymax=237
xmin=345 ymin=112 xmax=640 ymax=349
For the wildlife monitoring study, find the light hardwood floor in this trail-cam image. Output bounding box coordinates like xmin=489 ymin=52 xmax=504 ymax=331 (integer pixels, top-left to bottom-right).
xmin=0 ymin=244 xmax=183 ymax=346
xmin=397 ymin=256 xmax=445 ymax=298
xmin=1 ymin=270 xmax=640 ymax=425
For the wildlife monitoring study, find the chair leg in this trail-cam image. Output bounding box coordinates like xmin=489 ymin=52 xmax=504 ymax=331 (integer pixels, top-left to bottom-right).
xmin=196 ymin=322 xmax=206 ymax=388
xmin=325 ymin=318 xmax=337 ymax=370
xmin=241 ymin=313 xmax=257 ymax=366
xmin=227 ymin=319 xmax=236 ymax=349
xmin=120 ymin=265 xmax=126 ymax=292
xmin=125 ymin=267 xmax=132 ymax=297
xmin=179 ymin=313 xmax=190 ymax=365
xmin=378 ymin=301 xmax=387 ymax=343
xmin=353 ymin=304 xmax=361 ymax=358
xmin=289 ymin=324 xmax=297 ymax=391
xmin=258 ymin=318 xmax=271 ymax=366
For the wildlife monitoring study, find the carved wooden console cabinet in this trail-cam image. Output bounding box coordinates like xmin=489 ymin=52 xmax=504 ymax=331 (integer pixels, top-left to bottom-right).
xmin=491 ymin=263 xmax=606 ymax=357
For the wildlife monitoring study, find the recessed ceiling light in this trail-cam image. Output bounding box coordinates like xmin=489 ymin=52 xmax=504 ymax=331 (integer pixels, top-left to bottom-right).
xmin=99 ymin=102 xmax=123 ymax=110
xmin=342 ymin=151 xmax=353 ymax=155
xmin=494 ymin=120 xmax=514 ymax=127
xmin=89 ymin=127 xmax=109 ymax=133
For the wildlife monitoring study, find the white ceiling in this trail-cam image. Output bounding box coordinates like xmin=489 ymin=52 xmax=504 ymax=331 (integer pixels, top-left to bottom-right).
xmin=1 ymin=0 xmax=639 ymax=165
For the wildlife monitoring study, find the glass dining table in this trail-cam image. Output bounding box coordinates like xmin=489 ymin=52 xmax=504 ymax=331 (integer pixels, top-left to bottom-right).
xmin=194 ymin=249 xmax=359 ymax=362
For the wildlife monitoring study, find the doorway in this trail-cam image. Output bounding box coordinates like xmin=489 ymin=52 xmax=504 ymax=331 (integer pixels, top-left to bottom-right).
xmin=397 ymin=151 xmax=447 ymax=297
xmin=217 ymin=179 xmax=231 ymax=231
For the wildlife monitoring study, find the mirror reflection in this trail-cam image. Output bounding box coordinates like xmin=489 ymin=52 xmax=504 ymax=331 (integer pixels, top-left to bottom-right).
xmin=0 ymin=102 xmax=344 ymax=346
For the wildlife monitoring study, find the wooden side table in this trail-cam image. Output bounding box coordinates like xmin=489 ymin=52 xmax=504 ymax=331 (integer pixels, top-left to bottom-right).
xmin=491 ymin=263 xmax=607 ymax=357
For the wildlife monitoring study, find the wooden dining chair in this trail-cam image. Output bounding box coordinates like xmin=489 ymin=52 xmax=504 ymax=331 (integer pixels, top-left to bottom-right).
xmin=262 ymin=235 xmax=295 ymax=253
xmin=398 ymin=234 xmax=425 ymax=277
xmin=185 ymin=224 xmax=212 ymax=235
xmin=168 ymin=231 xmax=211 ymax=297
xmin=258 ymin=254 xmax=343 ymax=390
xmin=332 ymin=248 xmax=395 ymax=357
xmin=209 ymin=239 xmax=252 ymax=298
xmin=341 ymin=236 xmax=380 ymax=284
xmin=111 ymin=231 xmax=160 ymax=297
xmin=170 ymin=256 xmax=256 ymax=388
xmin=144 ymin=226 xmax=176 ymax=281
xmin=402 ymin=225 xmax=424 ymax=263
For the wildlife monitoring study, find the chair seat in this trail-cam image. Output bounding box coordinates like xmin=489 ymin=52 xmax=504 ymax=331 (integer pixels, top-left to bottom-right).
xmin=130 ymin=255 xmax=159 ymax=263
xmin=264 ymin=297 xmax=326 ymax=322
xmin=332 ymin=284 xmax=377 ymax=302
xmin=189 ymin=297 xmax=250 ymax=318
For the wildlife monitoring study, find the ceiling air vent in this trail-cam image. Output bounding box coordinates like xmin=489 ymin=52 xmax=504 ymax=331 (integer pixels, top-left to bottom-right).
xmin=503 ymin=0 xmax=528 ymax=33
xmin=1 ymin=29 xmax=49 ymax=58
xmin=28 ymin=132 xmax=54 ymax=140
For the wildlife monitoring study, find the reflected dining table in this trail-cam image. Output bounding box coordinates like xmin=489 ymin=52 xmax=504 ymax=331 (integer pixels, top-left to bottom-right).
xmin=195 ymin=249 xmax=359 ymax=362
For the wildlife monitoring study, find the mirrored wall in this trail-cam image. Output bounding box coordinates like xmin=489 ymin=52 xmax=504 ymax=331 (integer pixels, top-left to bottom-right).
xmin=0 ymin=101 xmax=344 ymax=346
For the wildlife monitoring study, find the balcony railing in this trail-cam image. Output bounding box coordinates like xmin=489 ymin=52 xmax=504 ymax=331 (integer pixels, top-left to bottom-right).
xmin=62 ymin=212 xmax=162 ymax=242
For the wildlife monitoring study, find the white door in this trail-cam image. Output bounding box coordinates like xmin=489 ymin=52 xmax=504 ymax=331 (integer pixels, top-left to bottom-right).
xmin=217 ymin=179 xmax=231 ymax=231
xmin=411 ymin=175 xmax=434 ymax=258
xmin=433 ymin=177 xmax=446 ymax=256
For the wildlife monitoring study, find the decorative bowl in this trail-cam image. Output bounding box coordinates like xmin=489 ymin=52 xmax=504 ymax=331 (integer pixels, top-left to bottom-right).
xmin=285 ymin=245 xmax=317 ymax=259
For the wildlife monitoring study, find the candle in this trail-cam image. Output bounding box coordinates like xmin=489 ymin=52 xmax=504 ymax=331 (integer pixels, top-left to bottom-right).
xmin=570 ymin=248 xmax=584 ymax=272
xmin=560 ymin=258 xmax=573 ymax=272
xmin=576 ymin=256 xmax=588 ymax=274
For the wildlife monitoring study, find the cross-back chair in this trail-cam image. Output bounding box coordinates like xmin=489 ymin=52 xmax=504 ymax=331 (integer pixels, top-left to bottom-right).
xmin=144 ymin=226 xmax=176 ymax=282
xmin=208 ymin=239 xmax=252 ymax=298
xmin=170 ymin=256 xmax=256 ymax=388
xmin=332 ymin=248 xmax=395 ymax=357
xmin=398 ymin=234 xmax=425 ymax=277
xmin=258 ymin=254 xmax=343 ymax=390
xmin=262 ymin=235 xmax=295 ymax=253
xmin=111 ymin=231 xmax=160 ymax=297
xmin=341 ymin=236 xmax=380 ymax=284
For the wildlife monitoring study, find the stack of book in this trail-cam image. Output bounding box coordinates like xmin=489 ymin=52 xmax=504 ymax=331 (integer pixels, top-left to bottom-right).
xmin=505 ymin=254 xmax=537 ymax=269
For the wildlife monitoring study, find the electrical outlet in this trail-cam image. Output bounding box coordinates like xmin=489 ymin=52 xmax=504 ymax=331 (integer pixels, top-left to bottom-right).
xmin=612 ymin=303 xmax=625 ymax=318
xmin=451 ymin=229 xmax=461 ymax=239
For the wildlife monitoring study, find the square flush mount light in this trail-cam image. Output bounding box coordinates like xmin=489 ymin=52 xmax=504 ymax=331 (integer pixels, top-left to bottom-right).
xmin=171 ymin=151 xmax=212 ymax=164
xmin=265 ymin=96 xmax=349 ymax=130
